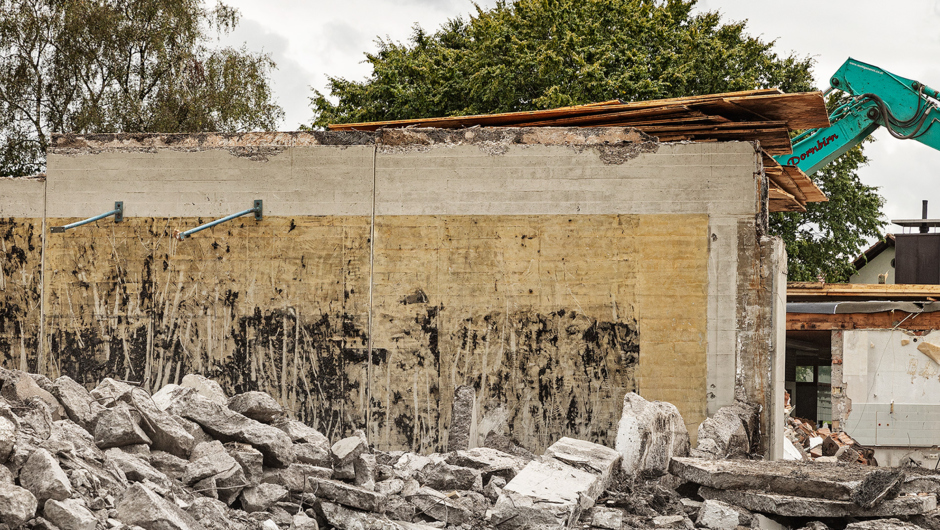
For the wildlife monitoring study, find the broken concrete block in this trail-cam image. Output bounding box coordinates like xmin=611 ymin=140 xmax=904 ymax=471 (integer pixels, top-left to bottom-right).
xmin=94 ymin=402 xmax=153 ymax=449
xmin=104 ymin=448 xmax=171 ymax=485
xmin=271 ymin=417 xmax=328 ymax=444
xmin=375 ymin=478 xmax=405 ymax=496
xmin=696 ymin=401 xmax=759 ymax=459
xmin=239 ymin=483 xmax=289 ymax=512
xmin=696 ymin=499 xmax=741 ymax=529
xmin=652 ymin=514 xmax=694 ymax=528
xmin=262 ymin=462 xmax=331 ymax=492
xmin=119 ymin=387 xmax=195 ymax=458
xmin=0 ymin=482 xmax=37 ymax=527
xmin=0 ymin=463 xmax=13 ymax=484
xmin=227 ymin=391 xmax=283 ymax=423
xmin=386 ymin=495 xmax=417 ymax=521
xmin=845 ymin=518 xmax=924 ymax=529
xmin=355 ymin=451 xmax=377 ymax=490
xmin=186 ymin=497 xmax=250 ymax=530
xmin=836 ymin=445 xmax=861 ymax=464
xmin=120 ymin=442 xmax=152 ymax=457
xmin=483 ymin=431 xmax=537 ymax=461
xmin=445 ymin=447 xmax=523 ymax=482
xmin=417 ymin=460 xmax=482 ymax=492
xmin=294 ymin=441 xmax=331 ymax=468
xmin=332 ymin=435 xmax=368 ymax=467
xmin=151 ymin=450 xmax=189 ymax=480
xmin=0 ymin=369 xmax=64 ymax=419
xmin=545 ymin=436 xmax=621 ymax=479
xmin=448 ymin=385 xmax=477 ymax=452
xmin=310 ymin=477 xmax=388 ymax=512
xmin=182 ymin=449 xmax=241 ymax=486
xmin=0 ymin=415 xmax=15 ymax=463
xmin=168 ymin=390 xmax=294 ymax=468
xmin=405 ymin=486 xmax=474 ymax=525
xmin=215 ymin=464 xmax=248 ymax=506
xmin=20 ymin=447 xmax=72 ymax=503
xmin=173 ymin=415 xmax=214 ymax=447
xmin=190 ymin=440 xmax=225 ymax=461
xmin=851 ymin=468 xmax=904 ymax=508
xmin=616 ymin=392 xmax=689 ymax=478
xmin=669 ymin=457 xmax=878 ymax=501
xmin=392 ymin=452 xmax=432 ymax=480
xmin=181 ymin=374 xmax=228 ymax=406
xmin=488 ymin=458 xmax=605 ymax=529
xmin=320 ymin=500 xmax=433 ymax=530
xmin=226 ymin=443 xmax=264 ymax=485
xmin=89 ymin=377 xmax=135 ymax=407
xmin=45 ymin=418 xmax=103 ymax=462
xmin=699 ymin=486 xmax=936 ymax=517
xmin=194 ymin=476 xmax=218 ymax=500
xmin=116 ymin=482 xmax=205 ymax=529
xmin=589 ymin=507 xmax=624 ymax=530
xmin=484 ymin=475 xmax=506 ymax=502
xmin=51 ymin=376 xmax=105 ymax=431
xmin=152 ymin=384 xmax=186 ymax=411
xmin=44 ymin=497 xmax=98 ymax=530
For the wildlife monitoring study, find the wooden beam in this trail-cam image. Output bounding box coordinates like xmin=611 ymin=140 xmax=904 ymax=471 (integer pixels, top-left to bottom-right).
xmin=787 ymin=311 xmax=940 ymax=330
xmin=788 ymin=282 xmax=940 ymax=301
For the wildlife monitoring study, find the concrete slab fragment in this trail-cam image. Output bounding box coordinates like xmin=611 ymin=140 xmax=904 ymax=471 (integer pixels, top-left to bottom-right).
xmin=670 ymin=457 xmax=867 ymax=500
xmin=699 ymin=487 xmax=936 ymax=518
xmin=488 ymin=458 xmax=604 ymax=528
xmin=544 ymin=437 xmax=621 ymax=478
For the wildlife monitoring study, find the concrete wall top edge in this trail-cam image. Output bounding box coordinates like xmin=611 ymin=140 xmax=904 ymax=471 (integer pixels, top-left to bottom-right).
xmin=49 ymin=127 xmax=670 ymax=152
xmin=49 ymin=130 xmax=376 ymax=151
xmin=0 ymin=177 xmax=46 ymax=218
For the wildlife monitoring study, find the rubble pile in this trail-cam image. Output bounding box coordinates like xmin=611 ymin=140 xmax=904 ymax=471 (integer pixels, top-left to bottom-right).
xmin=0 ymin=368 xmax=632 ymax=530
xmin=785 ymin=417 xmax=877 ymax=465
xmin=3 ymin=367 xmax=940 ymax=530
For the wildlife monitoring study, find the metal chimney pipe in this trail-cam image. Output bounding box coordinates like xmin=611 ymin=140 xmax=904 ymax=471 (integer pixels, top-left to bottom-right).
xmin=921 ymin=200 xmax=929 ymax=233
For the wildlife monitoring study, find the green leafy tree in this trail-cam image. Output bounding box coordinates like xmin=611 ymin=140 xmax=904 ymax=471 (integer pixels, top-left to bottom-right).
xmin=0 ymin=0 xmax=283 ymax=177
xmin=312 ymin=0 xmax=883 ymax=281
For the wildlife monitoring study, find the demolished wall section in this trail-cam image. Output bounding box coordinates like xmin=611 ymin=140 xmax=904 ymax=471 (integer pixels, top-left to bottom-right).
xmin=1 ymin=130 xmax=768 ymax=453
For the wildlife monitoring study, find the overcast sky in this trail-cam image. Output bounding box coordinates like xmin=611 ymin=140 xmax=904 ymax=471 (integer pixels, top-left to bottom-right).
xmin=219 ymin=0 xmax=940 ymax=228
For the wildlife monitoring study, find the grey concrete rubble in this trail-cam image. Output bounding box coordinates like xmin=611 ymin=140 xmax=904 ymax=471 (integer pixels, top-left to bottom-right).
xmin=616 ymin=392 xmax=690 ymax=478
xmin=447 ymin=385 xmax=477 ymax=452
xmin=694 ymin=401 xmax=760 ymax=459
xmin=2 ymin=374 xmax=940 ymax=530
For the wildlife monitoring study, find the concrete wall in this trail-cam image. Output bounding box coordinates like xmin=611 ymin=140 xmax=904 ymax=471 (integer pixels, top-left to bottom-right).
xmin=0 ymin=129 xmax=774 ymax=453
xmin=841 ymin=328 xmax=940 ymax=461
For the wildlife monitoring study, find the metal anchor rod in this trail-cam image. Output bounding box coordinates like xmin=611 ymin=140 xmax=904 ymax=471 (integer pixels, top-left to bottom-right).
xmin=174 ymin=200 xmax=263 ymax=241
xmin=50 ymin=202 xmax=124 ymax=233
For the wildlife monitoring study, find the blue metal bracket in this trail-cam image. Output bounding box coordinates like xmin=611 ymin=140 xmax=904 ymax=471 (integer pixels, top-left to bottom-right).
xmin=50 ymin=202 xmax=124 ymax=233
xmin=174 ymin=200 xmax=263 ymax=241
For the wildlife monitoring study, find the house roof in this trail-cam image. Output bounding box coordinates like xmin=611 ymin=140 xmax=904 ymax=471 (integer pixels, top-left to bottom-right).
xmin=329 ymin=89 xmax=830 ymax=213
xmin=852 ymin=234 xmax=896 ymax=270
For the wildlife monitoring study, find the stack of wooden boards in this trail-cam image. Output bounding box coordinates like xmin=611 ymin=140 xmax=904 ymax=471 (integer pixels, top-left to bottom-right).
xmin=329 ymin=88 xmax=830 ymax=212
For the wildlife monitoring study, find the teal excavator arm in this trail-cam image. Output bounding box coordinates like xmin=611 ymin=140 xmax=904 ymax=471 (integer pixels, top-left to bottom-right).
xmin=773 ymin=58 xmax=940 ymax=176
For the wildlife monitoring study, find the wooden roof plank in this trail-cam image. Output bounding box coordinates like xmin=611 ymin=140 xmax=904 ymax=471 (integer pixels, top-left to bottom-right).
xmin=328 ymin=88 xmax=790 ymax=131
xmin=724 ymin=93 xmax=831 ymax=130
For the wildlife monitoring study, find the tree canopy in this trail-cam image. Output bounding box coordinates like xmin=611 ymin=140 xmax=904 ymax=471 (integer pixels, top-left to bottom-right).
xmin=0 ymin=0 xmax=283 ymax=177
xmin=312 ymin=0 xmax=884 ymax=281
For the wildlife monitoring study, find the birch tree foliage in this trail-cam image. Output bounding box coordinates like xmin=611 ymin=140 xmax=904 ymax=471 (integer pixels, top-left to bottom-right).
xmin=0 ymin=0 xmax=283 ymax=176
